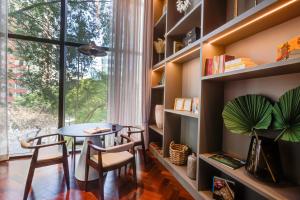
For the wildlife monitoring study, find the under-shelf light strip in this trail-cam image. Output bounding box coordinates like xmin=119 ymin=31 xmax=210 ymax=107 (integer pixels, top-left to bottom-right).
xmin=208 ymin=0 xmax=297 ymax=44
xmin=171 ymin=46 xmax=201 ymax=63
xmin=153 ymin=64 xmax=164 ymax=72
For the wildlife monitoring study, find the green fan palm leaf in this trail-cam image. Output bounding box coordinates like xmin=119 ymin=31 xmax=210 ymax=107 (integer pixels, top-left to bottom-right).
xmin=223 ymin=95 xmax=273 ymax=135
xmin=273 ymin=86 xmax=300 ymax=142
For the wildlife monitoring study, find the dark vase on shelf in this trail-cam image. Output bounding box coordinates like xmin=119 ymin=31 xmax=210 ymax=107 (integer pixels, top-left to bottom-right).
xmin=245 ymin=135 xmax=282 ymax=183
xmin=278 ymin=141 xmax=300 ymax=185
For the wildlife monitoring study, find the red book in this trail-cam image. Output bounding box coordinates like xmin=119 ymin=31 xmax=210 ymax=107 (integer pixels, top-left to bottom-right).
xmin=219 ymin=55 xmax=235 ymax=73
xmin=205 ymin=58 xmax=213 ymax=75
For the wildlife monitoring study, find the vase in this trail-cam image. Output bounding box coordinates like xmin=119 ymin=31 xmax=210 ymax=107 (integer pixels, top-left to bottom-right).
xmin=278 ymin=141 xmax=300 ymax=185
xmin=245 ymin=135 xmax=282 ymax=183
xmin=187 ymin=153 xmax=197 ymax=180
xmin=155 ymin=105 xmax=163 ymax=129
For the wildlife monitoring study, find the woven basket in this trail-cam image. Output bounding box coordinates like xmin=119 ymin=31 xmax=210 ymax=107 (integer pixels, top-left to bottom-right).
xmin=169 ymin=141 xmax=189 ymax=165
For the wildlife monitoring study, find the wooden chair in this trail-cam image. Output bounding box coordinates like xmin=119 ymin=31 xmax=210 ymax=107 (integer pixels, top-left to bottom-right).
xmin=121 ymin=126 xmax=147 ymax=164
xmin=85 ymin=134 xmax=137 ymax=200
xmin=20 ymin=133 xmax=70 ymax=200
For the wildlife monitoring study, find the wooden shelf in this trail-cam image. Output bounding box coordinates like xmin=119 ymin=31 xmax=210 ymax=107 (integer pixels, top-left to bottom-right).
xmin=149 ymin=145 xmax=200 ymax=199
xmin=201 ymin=58 xmax=300 ymax=82
xmin=165 ymin=109 xmax=199 ymax=119
xmin=149 ymin=124 xmax=163 ymax=136
xmin=199 ymin=190 xmax=213 ymax=200
xmin=166 ymin=39 xmax=201 ymax=64
xmin=152 ymin=85 xmax=164 ymax=90
xmin=154 ymin=12 xmax=166 ymax=30
xmin=199 ymin=153 xmax=300 ymax=200
xmin=166 ymin=2 xmax=201 ymax=36
xmin=202 ymin=0 xmax=300 ymax=45
xmin=153 ymin=60 xmax=166 ymax=69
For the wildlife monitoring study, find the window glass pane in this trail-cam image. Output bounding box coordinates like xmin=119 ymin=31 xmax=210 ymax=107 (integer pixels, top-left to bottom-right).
xmin=8 ymin=39 xmax=59 ymax=155
xmin=67 ymin=0 xmax=112 ymax=47
xmin=65 ymin=46 xmax=109 ymax=125
xmin=9 ymin=0 xmax=60 ymax=39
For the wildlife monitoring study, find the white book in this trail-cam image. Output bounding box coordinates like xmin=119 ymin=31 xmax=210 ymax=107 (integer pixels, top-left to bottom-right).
xmin=225 ymin=58 xmax=252 ymax=66
xmin=224 ymin=64 xmax=255 ymax=73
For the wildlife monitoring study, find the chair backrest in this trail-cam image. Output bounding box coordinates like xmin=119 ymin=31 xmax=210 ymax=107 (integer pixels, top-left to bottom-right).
xmin=105 ymin=141 xmax=134 ymax=153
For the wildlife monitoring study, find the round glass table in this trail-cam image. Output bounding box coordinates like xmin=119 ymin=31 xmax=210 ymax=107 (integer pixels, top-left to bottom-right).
xmin=58 ymin=123 xmax=123 ymax=181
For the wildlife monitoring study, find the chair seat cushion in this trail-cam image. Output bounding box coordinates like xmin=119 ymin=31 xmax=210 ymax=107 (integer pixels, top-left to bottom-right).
xmin=91 ymin=151 xmax=133 ymax=168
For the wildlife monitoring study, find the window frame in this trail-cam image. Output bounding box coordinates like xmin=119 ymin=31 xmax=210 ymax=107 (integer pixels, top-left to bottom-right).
xmin=8 ymin=0 xmax=111 ymax=128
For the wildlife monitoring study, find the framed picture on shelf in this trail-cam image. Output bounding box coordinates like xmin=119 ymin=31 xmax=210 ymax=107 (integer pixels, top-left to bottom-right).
xmin=174 ymin=98 xmax=185 ymax=111
xmin=212 ymin=176 xmax=235 ymax=200
xmin=192 ymin=97 xmax=199 ymax=114
xmin=183 ymin=98 xmax=192 ymax=111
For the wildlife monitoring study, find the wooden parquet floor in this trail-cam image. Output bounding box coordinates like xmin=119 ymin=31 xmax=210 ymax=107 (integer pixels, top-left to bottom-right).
xmin=0 ymin=150 xmax=194 ymax=200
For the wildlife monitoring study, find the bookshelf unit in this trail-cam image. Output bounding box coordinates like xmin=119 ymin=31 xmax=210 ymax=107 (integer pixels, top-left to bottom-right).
xmin=149 ymin=0 xmax=300 ymax=199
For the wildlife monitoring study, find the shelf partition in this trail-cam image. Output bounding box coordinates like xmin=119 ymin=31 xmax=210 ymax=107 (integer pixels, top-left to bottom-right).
xmin=149 ymin=124 xmax=164 ymax=136
xmin=199 ymin=153 xmax=300 ymax=200
xmin=201 ymin=58 xmax=300 ymax=82
xmin=165 ymin=109 xmax=199 ymax=119
xmin=202 ymin=0 xmax=300 ymax=45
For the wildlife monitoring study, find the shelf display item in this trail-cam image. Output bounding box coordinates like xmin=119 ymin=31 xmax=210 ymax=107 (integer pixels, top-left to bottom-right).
xmin=154 ymin=38 xmax=165 ymax=62
xmin=212 ymin=176 xmax=235 ymax=200
xmin=192 ymin=97 xmax=199 ymax=114
xmin=187 ymin=153 xmax=197 ymax=180
xmin=174 ymin=98 xmax=185 ymax=111
xmin=155 ymin=105 xmax=164 ymax=129
xmin=169 ymin=141 xmax=189 ymax=165
xmin=183 ymin=98 xmax=192 ymax=111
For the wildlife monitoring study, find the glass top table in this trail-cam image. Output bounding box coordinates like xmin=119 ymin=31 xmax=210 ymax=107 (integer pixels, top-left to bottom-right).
xmin=58 ymin=123 xmax=123 ymax=181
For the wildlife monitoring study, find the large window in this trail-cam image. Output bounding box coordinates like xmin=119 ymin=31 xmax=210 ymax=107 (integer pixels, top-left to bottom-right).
xmin=8 ymin=0 xmax=113 ymax=155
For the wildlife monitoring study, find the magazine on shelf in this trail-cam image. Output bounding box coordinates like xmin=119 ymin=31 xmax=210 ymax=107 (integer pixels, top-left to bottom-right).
xmin=209 ymin=153 xmax=245 ymax=170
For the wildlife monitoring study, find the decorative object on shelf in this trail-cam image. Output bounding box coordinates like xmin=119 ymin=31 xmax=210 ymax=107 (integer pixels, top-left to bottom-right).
xmin=169 ymin=141 xmax=189 ymax=165
xmin=224 ymin=57 xmax=256 ymax=73
xmin=174 ymin=98 xmax=185 ymax=111
xmin=176 ymin=0 xmax=191 ymax=14
xmin=222 ymin=95 xmax=280 ymax=183
xmin=192 ymin=97 xmax=199 ymax=114
xmin=209 ymin=153 xmax=245 ymax=170
xmin=205 ymin=58 xmax=213 ymax=76
xmin=183 ymin=27 xmax=200 ymax=47
xmin=158 ymin=71 xmax=165 ymax=85
xmin=173 ymin=41 xmax=184 ymax=54
xmin=206 ymin=55 xmax=235 ymax=75
xmin=187 ymin=153 xmax=197 ymax=180
xmin=155 ymin=105 xmax=164 ymax=129
xmin=154 ymin=38 xmax=165 ymax=62
xmin=212 ymin=176 xmax=235 ymax=200
xmin=273 ymin=86 xmax=300 ymax=184
xmin=277 ymin=35 xmax=300 ymax=61
xmin=183 ymin=98 xmax=192 ymax=111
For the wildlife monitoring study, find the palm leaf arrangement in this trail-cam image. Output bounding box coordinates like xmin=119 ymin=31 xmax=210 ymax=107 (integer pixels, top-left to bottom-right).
xmin=273 ymin=86 xmax=300 ymax=142
xmin=222 ymin=95 xmax=273 ymax=136
xmin=222 ymin=95 xmax=276 ymax=182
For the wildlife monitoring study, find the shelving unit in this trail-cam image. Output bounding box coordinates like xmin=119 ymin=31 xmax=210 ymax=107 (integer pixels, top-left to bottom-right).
xmin=149 ymin=0 xmax=300 ymax=199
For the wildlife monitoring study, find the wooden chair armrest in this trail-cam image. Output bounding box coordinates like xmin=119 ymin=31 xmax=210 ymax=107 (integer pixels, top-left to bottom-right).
xmin=87 ymin=141 xmax=106 ymax=152
xmin=120 ymin=134 xmax=133 ymax=143
xmin=29 ymin=133 xmax=61 ymax=142
xmin=21 ymin=140 xmax=66 ymax=149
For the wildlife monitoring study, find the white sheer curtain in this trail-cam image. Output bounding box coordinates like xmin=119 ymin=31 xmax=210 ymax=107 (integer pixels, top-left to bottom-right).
xmin=0 ymin=0 xmax=8 ymax=161
xmin=108 ymin=0 xmax=152 ymax=146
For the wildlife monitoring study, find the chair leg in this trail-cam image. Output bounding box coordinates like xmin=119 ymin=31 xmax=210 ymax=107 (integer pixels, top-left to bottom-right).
xmin=63 ymin=156 xmax=70 ymax=190
xmin=98 ymin=172 xmax=105 ymax=200
xmin=85 ymin=164 xmax=89 ymax=191
xmin=132 ymin=159 xmax=137 ymax=188
xmin=23 ymin=164 xmax=35 ymax=200
xmin=141 ymin=143 xmax=147 ymax=165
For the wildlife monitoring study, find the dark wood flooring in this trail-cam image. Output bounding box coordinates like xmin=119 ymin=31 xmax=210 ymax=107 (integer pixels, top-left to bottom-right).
xmin=0 ymin=150 xmax=194 ymax=200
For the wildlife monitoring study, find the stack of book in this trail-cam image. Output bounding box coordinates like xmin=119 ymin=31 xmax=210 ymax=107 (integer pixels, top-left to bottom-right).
xmin=277 ymin=35 xmax=300 ymax=61
xmin=205 ymin=55 xmax=235 ymax=75
xmin=224 ymin=58 xmax=256 ymax=72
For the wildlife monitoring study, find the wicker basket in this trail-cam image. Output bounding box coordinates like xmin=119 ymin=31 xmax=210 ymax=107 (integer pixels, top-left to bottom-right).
xmin=169 ymin=141 xmax=189 ymax=165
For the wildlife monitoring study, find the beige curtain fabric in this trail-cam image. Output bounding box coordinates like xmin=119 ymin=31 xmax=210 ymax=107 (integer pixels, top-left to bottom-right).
xmin=0 ymin=0 xmax=8 ymax=161
xmin=108 ymin=0 xmax=152 ymax=148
